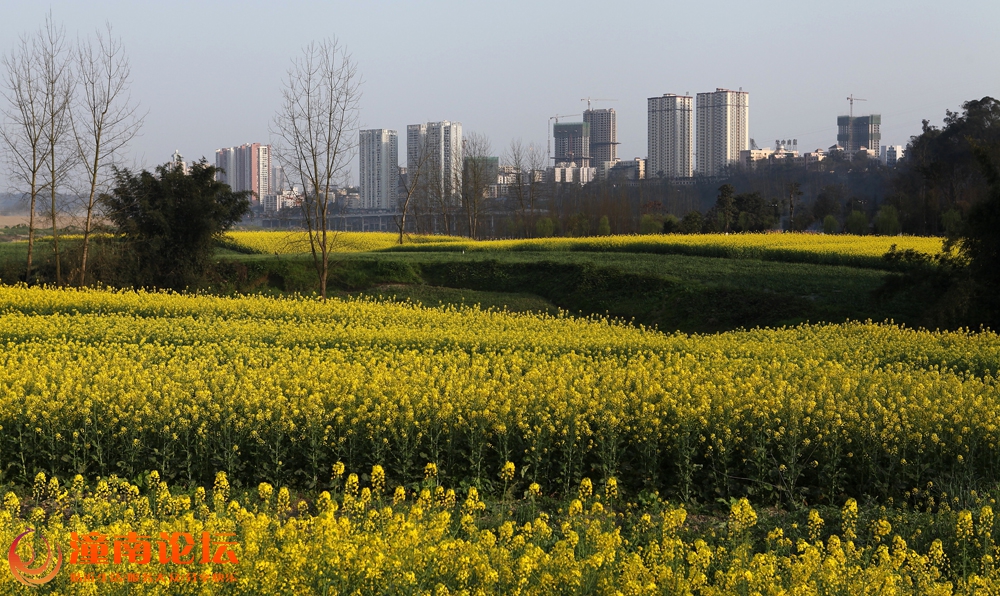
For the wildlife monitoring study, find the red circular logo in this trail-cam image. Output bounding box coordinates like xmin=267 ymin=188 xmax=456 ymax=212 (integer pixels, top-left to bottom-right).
xmin=8 ymin=528 xmax=62 ymax=587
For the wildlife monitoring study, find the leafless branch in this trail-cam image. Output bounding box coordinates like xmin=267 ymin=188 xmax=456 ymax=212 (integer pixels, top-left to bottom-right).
xmin=272 ymin=38 xmax=362 ymax=300
xmin=72 ymin=21 xmax=144 ymax=285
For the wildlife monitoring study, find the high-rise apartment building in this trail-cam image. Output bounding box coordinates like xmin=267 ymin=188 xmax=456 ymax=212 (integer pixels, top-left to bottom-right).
xmin=838 ymin=115 xmax=881 ymax=157
xmin=696 ymin=88 xmax=749 ymax=177
xmin=880 ymin=144 xmax=904 ymax=167
xmin=359 ymin=129 xmax=398 ymax=211
xmin=647 ymin=94 xmax=693 ymax=178
xmin=407 ymin=121 xmax=463 ymax=204
xmin=553 ymin=122 xmax=590 ymax=166
xmin=584 ymin=109 xmax=618 ymax=167
xmin=215 ymin=143 xmax=270 ymax=200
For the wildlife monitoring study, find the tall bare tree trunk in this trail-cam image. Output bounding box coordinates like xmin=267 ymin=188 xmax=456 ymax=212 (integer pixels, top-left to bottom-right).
xmin=73 ymin=23 xmax=142 ymax=286
xmin=273 ymin=38 xmax=360 ymax=300
xmin=38 ymin=12 xmax=74 ymax=286
xmin=2 ymin=19 xmax=55 ymax=284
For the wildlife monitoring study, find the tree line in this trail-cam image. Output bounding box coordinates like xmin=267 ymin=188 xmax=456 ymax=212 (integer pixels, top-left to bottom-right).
xmin=1 ymin=13 xmax=143 ymax=285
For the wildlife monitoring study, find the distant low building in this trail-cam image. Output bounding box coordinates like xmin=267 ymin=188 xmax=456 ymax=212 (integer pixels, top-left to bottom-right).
xmin=739 ymin=140 xmax=800 ymax=169
xmin=804 ymin=148 xmax=828 ymax=164
xmin=263 ymin=189 xmax=301 ymax=214
xmin=547 ymin=162 xmax=595 ymax=185
xmin=880 ymin=145 xmax=905 ymax=167
xmin=608 ymin=158 xmax=645 ymax=180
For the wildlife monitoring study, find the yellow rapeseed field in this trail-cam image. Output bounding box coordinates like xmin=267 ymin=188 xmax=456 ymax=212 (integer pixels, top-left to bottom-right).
xmin=220 ymin=230 xmax=464 ymax=254
xmin=220 ymin=229 xmax=944 ymax=267
xmin=0 ymin=284 xmax=996 ymax=504
xmin=387 ymin=232 xmax=945 ymax=268
xmin=1 ymin=471 xmax=998 ymax=594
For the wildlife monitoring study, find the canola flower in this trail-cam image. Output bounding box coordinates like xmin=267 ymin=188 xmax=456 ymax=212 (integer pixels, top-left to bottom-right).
xmin=385 ymin=232 xmax=944 ymax=269
xmin=219 ymin=230 xmax=942 ymax=268
xmin=1 ymin=472 xmax=999 ymax=595
xmin=0 ymin=284 xmax=998 ymax=502
xmin=220 ymin=230 xmax=464 ymax=255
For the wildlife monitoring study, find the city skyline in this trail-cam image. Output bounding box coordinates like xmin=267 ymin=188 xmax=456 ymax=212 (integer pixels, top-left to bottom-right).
xmin=1 ymin=1 xmax=997 ymax=190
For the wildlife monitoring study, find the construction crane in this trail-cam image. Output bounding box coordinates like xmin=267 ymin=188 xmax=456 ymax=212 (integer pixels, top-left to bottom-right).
xmin=580 ymin=97 xmax=618 ymax=111
xmin=548 ymin=113 xmax=581 ymax=164
xmin=845 ymin=95 xmax=867 ymax=152
xmin=846 ymin=94 xmax=867 ymax=118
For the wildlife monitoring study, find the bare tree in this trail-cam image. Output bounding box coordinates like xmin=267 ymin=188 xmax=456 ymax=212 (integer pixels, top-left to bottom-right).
xmin=461 ymin=131 xmax=493 ymax=239
xmin=503 ymin=139 xmax=546 ymax=237
xmin=396 ymin=134 xmax=432 ymax=244
xmin=421 ymin=150 xmax=459 ymax=236
xmin=1 ymin=23 xmax=48 ymax=281
xmin=38 ymin=14 xmax=75 ymax=285
xmin=272 ymin=38 xmax=361 ymax=300
xmin=72 ymin=23 xmax=143 ymax=286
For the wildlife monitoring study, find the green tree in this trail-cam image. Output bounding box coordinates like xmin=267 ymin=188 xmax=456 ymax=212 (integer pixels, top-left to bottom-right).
xmin=679 ymin=211 xmax=702 ymax=234
xmin=874 ymin=205 xmax=901 ymax=235
xmin=99 ymin=160 xmax=250 ymax=289
xmin=941 ymin=208 xmax=963 ymax=238
xmin=844 ymin=210 xmax=869 ymax=235
xmin=785 ymin=182 xmax=803 ymax=230
xmin=963 ymin=148 xmax=1000 ymax=319
xmin=891 ymin=97 xmax=1000 ymax=234
xmin=639 ymin=214 xmax=661 ymax=234
xmin=662 ymin=213 xmax=680 ymax=234
xmin=812 ymin=185 xmax=843 ymax=221
xmin=535 ymin=217 xmax=554 ymax=237
xmin=733 ymin=191 xmax=776 ymax=232
xmin=709 ymin=184 xmax=737 ymax=232
xmin=823 ymin=214 xmax=839 ymax=234
xmin=568 ymin=213 xmax=591 ymax=236
xmin=597 ymin=215 xmax=611 ymax=235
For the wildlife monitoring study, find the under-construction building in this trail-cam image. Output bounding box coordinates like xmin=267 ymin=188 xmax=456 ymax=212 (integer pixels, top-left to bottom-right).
xmin=583 ymin=108 xmax=618 ymax=167
xmin=837 ymin=114 xmax=881 ymax=157
xmin=552 ymin=122 xmax=590 ymax=167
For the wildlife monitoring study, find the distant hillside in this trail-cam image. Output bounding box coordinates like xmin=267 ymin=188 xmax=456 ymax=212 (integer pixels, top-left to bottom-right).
xmin=0 ymin=193 xmax=23 ymax=215
xmin=0 ymin=192 xmax=82 ymax=216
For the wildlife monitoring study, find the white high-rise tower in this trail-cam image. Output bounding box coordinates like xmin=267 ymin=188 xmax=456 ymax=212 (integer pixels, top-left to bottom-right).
xmin=407 ymin=121 xmax=462 ymax=204
xmin=359 ymin=129 xmax=398 ymax=210
xmin=696 ymin=88 xmax=749 ymax=176
xmin=647 ymin=94 xmax=693 ymax=178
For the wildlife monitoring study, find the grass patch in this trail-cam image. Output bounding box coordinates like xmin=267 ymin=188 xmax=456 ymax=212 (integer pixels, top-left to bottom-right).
xmin=211 ymin=250 xmax=924 ymax=333
xmin=340 ymin=284 xmax=560 ymax=315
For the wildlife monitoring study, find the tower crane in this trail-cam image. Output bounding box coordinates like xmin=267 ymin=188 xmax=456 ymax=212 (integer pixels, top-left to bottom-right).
xmin=580 ymin=97 xmax=618 ymax=111
xmin=846 ymin=94 xmax=867 ymax=118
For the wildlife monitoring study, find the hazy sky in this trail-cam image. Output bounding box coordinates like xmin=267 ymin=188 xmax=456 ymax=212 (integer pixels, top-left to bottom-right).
xmin=2 ymin=0 xmax=998 ymax=187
